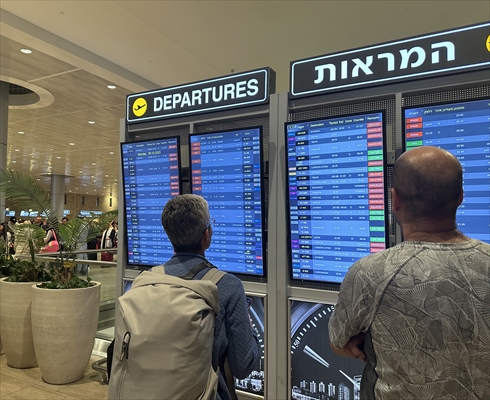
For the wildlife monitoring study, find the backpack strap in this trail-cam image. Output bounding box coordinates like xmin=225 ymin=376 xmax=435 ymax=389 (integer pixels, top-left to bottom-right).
xmin=151 ymin=265 xmax=165 ymax=274
xmin=152 ymin=261 xmax=225 ymax=284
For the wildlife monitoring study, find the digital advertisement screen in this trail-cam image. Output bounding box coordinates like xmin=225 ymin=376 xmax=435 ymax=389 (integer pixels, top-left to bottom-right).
xmin=189 ymin=127 xmax=265 ymax=277
xmin=291 ymin=301 xmax=364 ymax=400
xmin=404 ymin=98 xmax=490 ymax=244
xmin=235 ymin=295 xmax=265 ymax=396
xmin=286 ymin=112 xmax=388 ymax=284
xmin=121 ymin=137 xmax=181 ymax=267
xmin=4 ymin=210 xmax=15 ymax=217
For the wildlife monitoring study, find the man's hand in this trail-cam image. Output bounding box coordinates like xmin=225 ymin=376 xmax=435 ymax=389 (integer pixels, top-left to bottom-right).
xmin=330 ymin=332 xmax=366 ymax=362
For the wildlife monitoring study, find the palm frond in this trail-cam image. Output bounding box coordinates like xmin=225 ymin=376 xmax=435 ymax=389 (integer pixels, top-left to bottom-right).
xmin=0 ymin=169 xmax=59 ymax=233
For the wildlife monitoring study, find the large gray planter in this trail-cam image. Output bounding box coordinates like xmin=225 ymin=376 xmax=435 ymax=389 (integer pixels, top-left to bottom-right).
xmin=0 ymin=278 xmax=38 ymax=368
xmin=31 ymin=281 xmax=101 ymax=384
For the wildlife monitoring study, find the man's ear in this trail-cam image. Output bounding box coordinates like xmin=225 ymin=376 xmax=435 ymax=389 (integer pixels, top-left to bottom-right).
xmin=391 ymin=187 xmax=401 ymax=212
xmin=458 ymin=189 xmax=464 ymax=206
xmin=201 ymin=227 xmax=212 ymax=250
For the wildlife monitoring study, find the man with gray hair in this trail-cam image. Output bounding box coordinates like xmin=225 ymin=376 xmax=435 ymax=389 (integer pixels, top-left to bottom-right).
xmin=328 ymin=146 xmax=490 ymax=399
xmin=161 ymin=194 xmax=259 ymax=400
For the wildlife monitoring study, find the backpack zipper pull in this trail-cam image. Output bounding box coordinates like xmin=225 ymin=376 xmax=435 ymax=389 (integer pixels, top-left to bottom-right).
xmin=118 ymin=331 xmax=131 ymax=366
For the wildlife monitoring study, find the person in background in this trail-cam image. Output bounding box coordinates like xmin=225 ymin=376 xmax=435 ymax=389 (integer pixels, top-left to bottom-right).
xmin=42 ymin=221 xmax=56 ymax=244
xmin=75 ymin=217 xmax=89 ymax=275
xmin=0 ymin=222 xmax=15 ymax=255
xmin=328 ymin=146 xmax=490 ymax=399
xmin=160 ymin=194 xmax=259 ymax=400
xmin=101 ymin=220 xmax=118 ymax=250
xmin=59 ymin=217 xmax=69 ymax=251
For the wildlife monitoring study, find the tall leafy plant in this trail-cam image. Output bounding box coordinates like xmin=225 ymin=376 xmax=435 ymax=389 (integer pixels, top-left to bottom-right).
xmin=0 ymin=169 xmax=115 ymax=288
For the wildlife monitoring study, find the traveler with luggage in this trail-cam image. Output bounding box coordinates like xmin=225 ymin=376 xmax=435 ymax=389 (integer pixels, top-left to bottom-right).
xmin=108 ymin=194 xmax=259 ymax=400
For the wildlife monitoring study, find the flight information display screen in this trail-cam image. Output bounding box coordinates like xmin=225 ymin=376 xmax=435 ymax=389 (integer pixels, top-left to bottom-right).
xmin=190 ymin=127 xmax=265 ymax=277
xmin=121 ymin=137 xmax=181 ymax=267
xmin=405 ymin=98 xmax=490 ymax=244
xmin=286 ymin=112 xmax=388 ymax=284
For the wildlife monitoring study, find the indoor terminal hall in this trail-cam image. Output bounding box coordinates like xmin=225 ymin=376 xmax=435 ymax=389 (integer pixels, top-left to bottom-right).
xmin=0 ymin=2 xmax=489 ymax=400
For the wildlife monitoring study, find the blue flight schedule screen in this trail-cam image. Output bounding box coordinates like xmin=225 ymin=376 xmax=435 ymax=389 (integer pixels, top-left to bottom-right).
xmin=121 ymin=137 xmax=180 ymax=266
xmin=405 ymin=99 xmax=490 ymax=244
xmin=286 ymin=112 xmax=388 ymax=284
xmin=190 ymin=128 xmax=264 ymax=277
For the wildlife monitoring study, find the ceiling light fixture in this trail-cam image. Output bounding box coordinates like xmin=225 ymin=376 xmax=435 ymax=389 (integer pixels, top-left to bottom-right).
xmin=56 ymin=156 xmax=61 ymax=159
xmin=21 ymin=48 xmax=32 ymax=54
xmin=69 ymin=142 xmax=75 ymax=146
xmin=18 ymin=131 xmax=24 ymax=134
xmin=107 ymin=85 xmax=116 ymax=89
xmin=109 ymin=151 xmax=114 ymax=155
xmin=92 ymin=162 xmax=96 ymax=166
xmin=88 ymin=121 xmax=95 ymax=124
xmin=14 ymin=149 xmax=20 ymax=152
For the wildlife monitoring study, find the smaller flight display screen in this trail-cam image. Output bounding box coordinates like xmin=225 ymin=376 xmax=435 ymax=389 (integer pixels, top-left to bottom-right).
xmin=121 ymin=137 xmax=181 ymax=267
xmin=290 ymin=301 xmax=364 ymax=400
xmin=286 ymin=112 xmax=388 ymax=284
xmin=404 ymin=98 xmax=490 ymax=244
xmin=189 ymin=127 xmax=265 ymax=277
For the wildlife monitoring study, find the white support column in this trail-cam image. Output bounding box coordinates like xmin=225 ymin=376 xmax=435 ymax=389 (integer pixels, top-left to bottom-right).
xmin=50 ymin=175 xmax=66 ymax=222
xmin=0 ymin=81 xmax=9 ymax=221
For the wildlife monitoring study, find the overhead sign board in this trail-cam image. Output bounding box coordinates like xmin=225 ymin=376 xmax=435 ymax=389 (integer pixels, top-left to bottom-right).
xmin=290 ymin=22 xmax=490 ymax=98
xmin=127 ymin=68 xmax=275 ymax=123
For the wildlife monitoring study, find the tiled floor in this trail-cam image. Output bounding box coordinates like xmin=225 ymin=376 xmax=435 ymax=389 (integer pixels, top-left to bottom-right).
xmin=0 ymin=353 xmax=108 ymax=399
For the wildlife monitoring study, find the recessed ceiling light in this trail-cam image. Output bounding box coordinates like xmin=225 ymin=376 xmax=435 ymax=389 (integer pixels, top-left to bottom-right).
xmin=105 ymin=174 xmax=108 ymax=177
xmin=88 ymin=121 xmax=95 ymax=124
xmin=18 ymin=131 xmax=24 ymax=134
xmin=56 ymin=156 xmax=61 ymax=159
xmin=37 ymin=178 xmax=41 ymax=181
xmin=83 ymin=184 xmax=87 ymax=186
xmin=75 ymin=187 xmax=78 ymax=190
xmin=69 ymin=190 xmax=72 ymax=192
xmin=109 ymin=151 xmax=114 ymax=155
xmin=94 ymin=189 xmax=97 ymax=191
xmin=14 ymin=149 xmax=20 ymax=151
xmin=103 ymin=186 xmax=106 ymax=188
xmin=12 ymin=161 xmax=16 ymax=163
xmin=69 ymin=143 xmax=75 ymax=146
xmin=21 ymin=48 xmax=32 ymax=54
xmin=92 ymin=162 xmax=96 ymax=165
xmin=107 ymin=85 xmax=116 ymax=90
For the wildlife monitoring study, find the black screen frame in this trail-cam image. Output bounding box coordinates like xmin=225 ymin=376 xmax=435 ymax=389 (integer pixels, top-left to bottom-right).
xmin=285 ymin=110 xmax=390 ymax=286
xmin=188 ymin=126 xmax=267 ymax=282
xmin=121 ymin=135 xmax=182 ymax=269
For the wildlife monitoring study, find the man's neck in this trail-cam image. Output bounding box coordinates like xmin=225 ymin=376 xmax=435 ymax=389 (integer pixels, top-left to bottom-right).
xmin=401 ymin=220 xmax=469 ymax=243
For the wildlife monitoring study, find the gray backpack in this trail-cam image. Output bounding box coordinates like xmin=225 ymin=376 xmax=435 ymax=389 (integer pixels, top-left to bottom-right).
xmin=108 ymin=262 xmax=226 ymax=400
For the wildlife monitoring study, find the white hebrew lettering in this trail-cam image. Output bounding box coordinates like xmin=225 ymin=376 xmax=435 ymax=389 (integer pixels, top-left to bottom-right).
xmin=377 ymin=52 xmax=395 ymax=71
xmin=352 ymin=56 xmax=374 ymax=77
xmin=400 ymin=47 xmax=426 ymax=69
xmin=314 ymin=64 xmax=336 ymax=84
xmin=431 ymin=41 xmax=456 ymax=63
xmin=341 ymin=60 xmax=348 ymax=79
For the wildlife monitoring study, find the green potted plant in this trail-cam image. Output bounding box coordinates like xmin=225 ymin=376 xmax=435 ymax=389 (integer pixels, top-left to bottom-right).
xmin=0 ymin=223 xmax=50 ymax=368
xmin=0 ymin=168 xmax=102 ymax=384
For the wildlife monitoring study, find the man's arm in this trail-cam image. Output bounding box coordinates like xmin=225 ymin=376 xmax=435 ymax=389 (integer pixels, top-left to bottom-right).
xmin=330 ymin=333 xmax=366 ymax=362
xmin=224 ymin=277 xmax=259 ymax=379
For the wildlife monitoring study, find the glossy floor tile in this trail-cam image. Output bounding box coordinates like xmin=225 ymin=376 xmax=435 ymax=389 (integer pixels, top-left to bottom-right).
xmin=0 ymin=353 xmax=108 ymax=399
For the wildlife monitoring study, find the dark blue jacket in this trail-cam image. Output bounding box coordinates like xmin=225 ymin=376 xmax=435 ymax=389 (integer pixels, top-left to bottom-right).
xmin=163 ymin=253 xmax=260 ymax=400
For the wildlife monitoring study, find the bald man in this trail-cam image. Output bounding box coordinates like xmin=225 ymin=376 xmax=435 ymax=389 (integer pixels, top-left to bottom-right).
xmin=328 ymin=147 xmax=490 ymax=400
